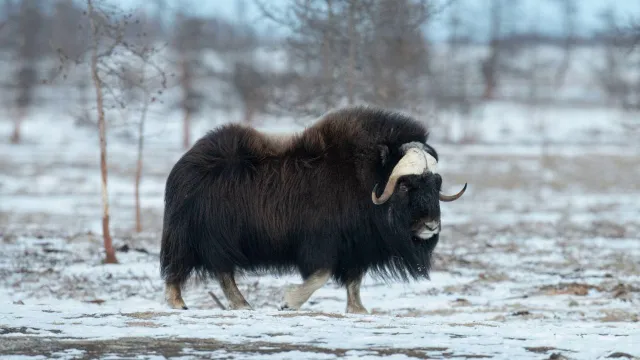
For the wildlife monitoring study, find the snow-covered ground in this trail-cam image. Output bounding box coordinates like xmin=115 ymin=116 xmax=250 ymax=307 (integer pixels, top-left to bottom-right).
xmin=1 ymin=103 xmax=639 ymax=359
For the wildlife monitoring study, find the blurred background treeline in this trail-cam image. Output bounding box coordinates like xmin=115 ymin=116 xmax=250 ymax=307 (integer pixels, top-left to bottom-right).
xmin=0 ymin=0 xmax=639 ymax=147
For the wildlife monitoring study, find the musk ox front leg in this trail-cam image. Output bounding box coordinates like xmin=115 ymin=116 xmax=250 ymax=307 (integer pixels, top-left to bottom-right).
xmin=217 ymin=272 xmax=253 ymax=310
xmin=346 ymin=273 xmax=369 ymax=314
xmin=279 ymin=270 xmax=331 ymax=311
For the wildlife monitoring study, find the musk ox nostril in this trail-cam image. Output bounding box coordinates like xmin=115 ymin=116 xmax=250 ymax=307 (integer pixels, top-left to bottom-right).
xmin=424 ymin=222 xmax=439 ymax=231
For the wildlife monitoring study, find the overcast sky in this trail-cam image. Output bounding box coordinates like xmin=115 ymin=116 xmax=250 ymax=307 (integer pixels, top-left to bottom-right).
xmin=102 ymin=0 xmax=640 ymax=42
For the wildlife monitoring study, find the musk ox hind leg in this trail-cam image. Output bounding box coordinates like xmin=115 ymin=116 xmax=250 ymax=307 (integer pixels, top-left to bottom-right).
xmin=217 ymin=272 xmax=253 ymax=310
xmin=279 ymin=270 xmax=331 ymax=311
xmin=346 ymin=272 xmax=369 ymax=314
xmin=165 ymin=281 xmax=188 ymax=310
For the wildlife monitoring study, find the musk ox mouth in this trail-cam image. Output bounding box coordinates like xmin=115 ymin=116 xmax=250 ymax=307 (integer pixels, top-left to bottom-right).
xmin=412 ymin=220 xmax=440 ymax=243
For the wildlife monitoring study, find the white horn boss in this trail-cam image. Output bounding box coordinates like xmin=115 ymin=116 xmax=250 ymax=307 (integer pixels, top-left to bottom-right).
xmin=371 ymin=144 xmax=466 ymax=205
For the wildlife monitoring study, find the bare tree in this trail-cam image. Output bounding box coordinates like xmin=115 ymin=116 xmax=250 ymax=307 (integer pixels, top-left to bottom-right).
xmin=551 ymin=0 xmax=576 ymax=89
xmin=632 ymin=22 xmax=640 ymax=48
xmin=172 ymin=13 xmax=204 ymax=150
xmin=132 ymin=66 xmax=151 ymax=234
xmin=434 ymin=0 xmax=476 ymax=142
xmin=83 ymin=0 xmax=168 ymax=262
xmin=612 ymin=16 xmax=640 ymax=134
xmin=526 ymin=8 xmax=542 ymax=104
xmin=346 ymin=0 xmax=357 ymax=105
xmin=131 ymin=49 xmax=167 ymax=233
xmin=256 ymin=0 xmax=442 ymax=116
xmin=231 ymin=61 xmax=267 ymax=123
xmin=115 ymin=44 xmax=167 ymax=234
xmin=0 ymin=0 xmax=17 ymax=44
xmin=361 ymin=0 xmax=434 ymax=109
xmin=50 ymin=0 xmax=167 ymax=244
xmin=255 ymin=0 xmax=347 ymax=114
xmin=592 ymin=6 xmax=634 ymax=109
xmin=11 ymin=0 xmax=42 ymax=144
xmin=481 ymin=0 xmax=502 ymax=100
xmin=322 ymin=0 xmax=336 ymax=108
xmin=221 ymin=0 xmax=267 ymax=123
xmin=86 ymin=0 xmax=120 ymax=263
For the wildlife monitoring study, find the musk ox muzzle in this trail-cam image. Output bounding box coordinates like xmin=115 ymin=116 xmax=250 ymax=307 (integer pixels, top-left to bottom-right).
xmin=371 ymin=142 xmax=467 ymax=205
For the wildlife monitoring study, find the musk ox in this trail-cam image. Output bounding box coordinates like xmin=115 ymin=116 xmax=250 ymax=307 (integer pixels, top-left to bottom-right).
xmin=160 ymin=105 xmax=466 ymax=314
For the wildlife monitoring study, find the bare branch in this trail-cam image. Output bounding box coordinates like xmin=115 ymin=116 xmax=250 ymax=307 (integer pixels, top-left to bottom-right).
xmin=208 ymin=291 xmax=226 ymax=310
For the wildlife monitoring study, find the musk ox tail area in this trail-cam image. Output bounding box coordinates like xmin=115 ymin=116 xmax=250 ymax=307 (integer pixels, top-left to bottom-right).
xmin=160 ymin=124 xmax=268 ymax=286
xmin=159 ymin=183 xmax=213 ymax=286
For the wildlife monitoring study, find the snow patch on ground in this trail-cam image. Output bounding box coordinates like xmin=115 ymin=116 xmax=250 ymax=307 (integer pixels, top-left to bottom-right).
xmin=1 ymin=104 xmax=639 ymax=359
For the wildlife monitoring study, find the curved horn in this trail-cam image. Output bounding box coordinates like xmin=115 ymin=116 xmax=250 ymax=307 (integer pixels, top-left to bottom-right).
xmin=371 ymin=147 xmax=430 ymax=205
xmin=439 ymin=183 xmax=467 ymax=202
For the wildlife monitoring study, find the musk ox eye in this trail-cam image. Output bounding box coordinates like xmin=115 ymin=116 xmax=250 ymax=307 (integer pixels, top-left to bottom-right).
xmin=399 ymin=183 xmax=409 ymax=192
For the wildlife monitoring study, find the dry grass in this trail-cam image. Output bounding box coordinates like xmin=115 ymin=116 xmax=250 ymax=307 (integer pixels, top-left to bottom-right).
xmin=599 ymin=310 xmax=639 ymax=323
xmin=275 ymin=311 xmax=346 ymax=319
xmin=125 ymin=321 xmax=163 ymax=328
xmin=123 ymin=311 xmax=173 ymax=320
xmin=0 ymin=336 xmax=481 ymax=359
xmin=537 ymin=283 xmax=603 ymax=296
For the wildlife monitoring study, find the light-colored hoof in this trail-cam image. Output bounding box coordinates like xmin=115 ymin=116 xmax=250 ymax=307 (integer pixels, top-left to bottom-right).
xmin=228 ymin=303 xmax=253 ymax=311
xmin=278 ymin=302 xmax=298 ymax=311
xmin=280 ymin=285 xmax=303 ymax=311
xmin=346 ymin=306 xmax=369 ymax=315
xmin=167 ymin=298 xmax=188 ymax=310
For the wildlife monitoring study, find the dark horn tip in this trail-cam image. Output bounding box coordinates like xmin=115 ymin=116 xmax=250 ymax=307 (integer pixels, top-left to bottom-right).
xmin=439 ymin=182 xmax=467 ymax=202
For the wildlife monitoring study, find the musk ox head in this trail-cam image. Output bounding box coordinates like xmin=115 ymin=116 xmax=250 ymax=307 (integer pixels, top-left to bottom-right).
xmin=371 ymin=141 xmax=467 ymax=242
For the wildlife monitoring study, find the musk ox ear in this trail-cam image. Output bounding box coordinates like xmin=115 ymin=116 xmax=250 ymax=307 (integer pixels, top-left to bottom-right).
xmin=377 ymin=144 xmax=390 ymax=166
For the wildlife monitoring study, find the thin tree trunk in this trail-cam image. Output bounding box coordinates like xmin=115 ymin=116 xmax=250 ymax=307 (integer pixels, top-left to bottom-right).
xmin=243 ymin=105 xmax=255 ymax=124
xmin=134 ymin=94 xmax=149 ymax=233
xmin=483 ymin=0 xmax=501 ymax=100
xmin=347 ymin=0 xmax=356 ymax=105
xmin=10 ymin=109 xmax=24 ymax=144
xmin=554 ymin=0 xmax=574 ymax=89
xmin=88 ymin=0 xmax=117 ymax=264
xmin=322 ymin=0 xmax=333 ymax=108
xmin=181 ymin=57 xmax=191 ymax=150
xmin=554 ymin=48 xmax=571 ymax=89
xmin=182 ymin=110 xmax=191 ymax=149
